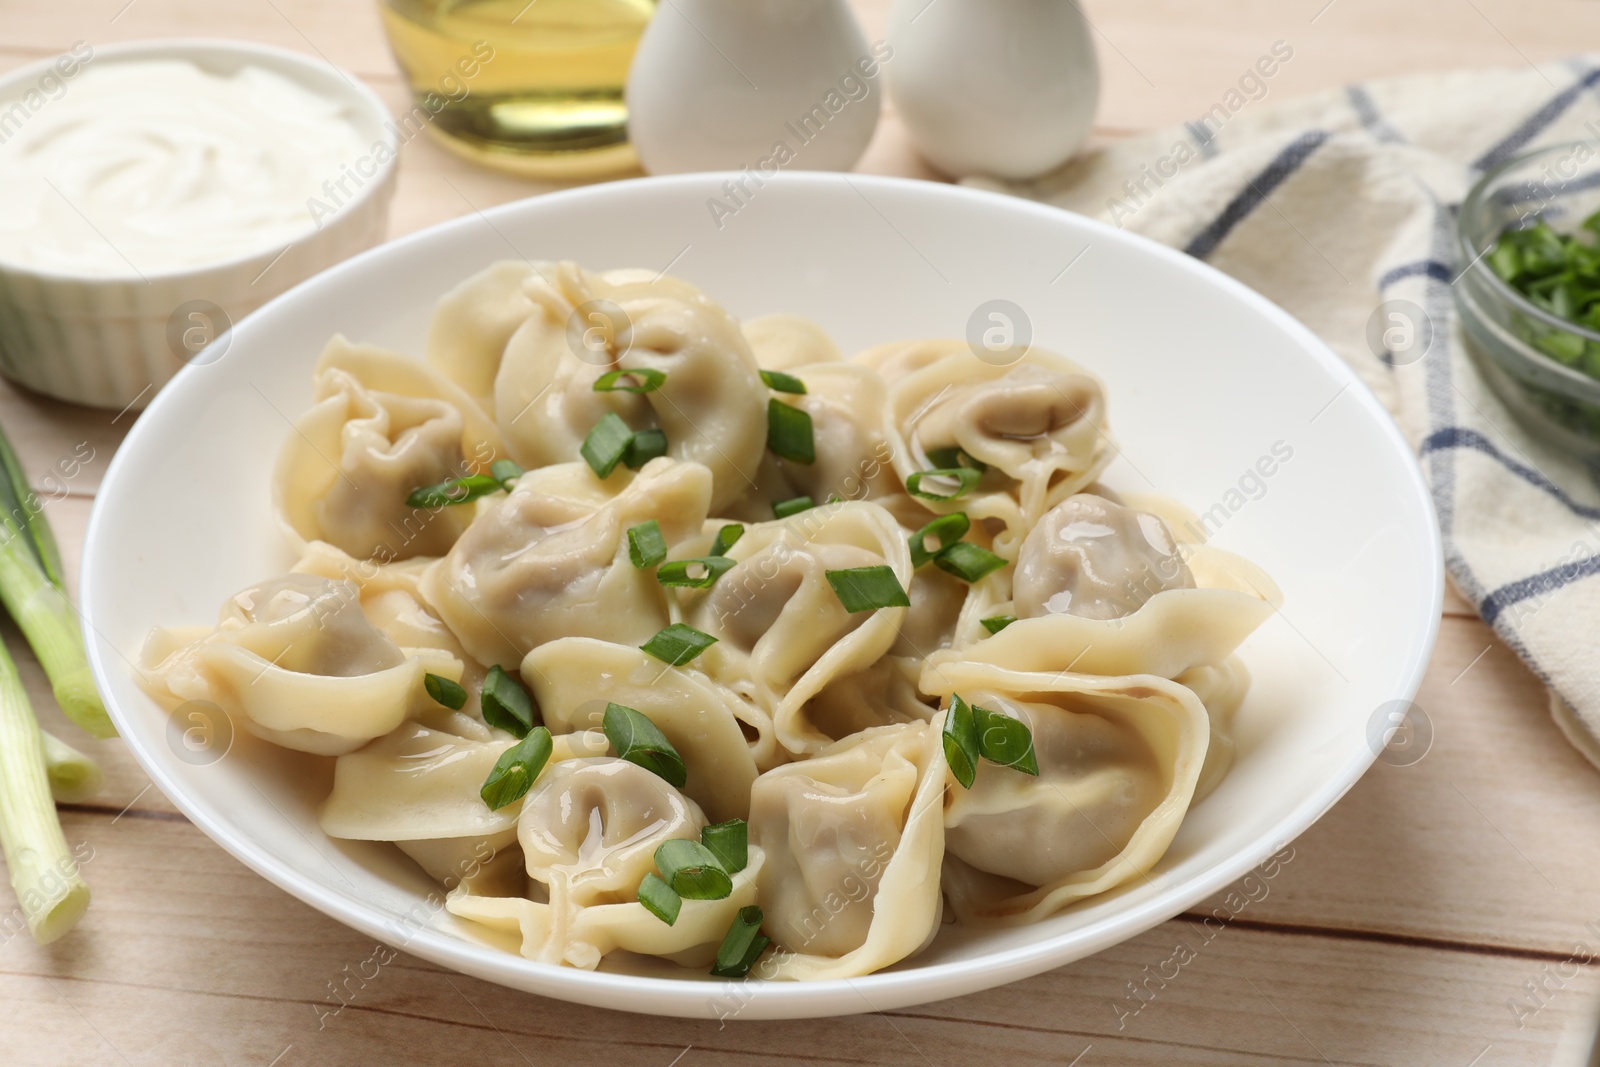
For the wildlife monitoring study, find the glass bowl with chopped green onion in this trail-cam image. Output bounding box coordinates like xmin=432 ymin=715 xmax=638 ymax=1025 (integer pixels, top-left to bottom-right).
xmin=1456 ymin=141 xmax=1600 ymax=456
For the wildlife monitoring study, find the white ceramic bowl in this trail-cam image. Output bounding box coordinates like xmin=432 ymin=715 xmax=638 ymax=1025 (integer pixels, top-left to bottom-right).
xmin=0 ymin=39 xmax=396 ymax=410
xmin=82 ymin=173 xmax=1442 ymax=1020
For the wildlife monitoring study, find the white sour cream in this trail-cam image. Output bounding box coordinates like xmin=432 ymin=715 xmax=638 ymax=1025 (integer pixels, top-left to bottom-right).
xmin=0 ymin=60 xmax=370 ymax=276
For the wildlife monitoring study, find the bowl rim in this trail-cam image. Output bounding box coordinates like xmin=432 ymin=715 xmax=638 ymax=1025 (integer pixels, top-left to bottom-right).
xmin=82 ymin=171 xmax=1445 ymax=1018
xmin=0 ymin=37 xmax=398 ymax=286
xmin=1458 ymin=140 xmax=1600 ymax=349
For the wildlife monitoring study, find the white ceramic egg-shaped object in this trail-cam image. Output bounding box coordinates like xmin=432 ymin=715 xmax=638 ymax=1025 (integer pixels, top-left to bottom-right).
xmin=886 ymin=0 xmax=1099 ymax=180
xmin=626 ymin=0 xmax=884 ymax=175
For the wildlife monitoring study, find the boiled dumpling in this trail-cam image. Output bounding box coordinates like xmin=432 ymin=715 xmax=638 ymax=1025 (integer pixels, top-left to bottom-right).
xmin=681 ymin=500 xmax=912 ymax=757
xmin=274 ymin=337 xmax=507 ymax=562
xmin=523 ymin=636 xmax=769 ymax=817
xmin=446 ymin=756 xmax=764 ymax=969
xmin=420 ymin=457 xmax=713 ymax=669
xmin=749 ymin=720 xmax=945 ymax=978
xmin=743 ymin=313 xmax=843 ymax=370
xmin=137 ymin=573 xmax=457 ymax=755
xmin=921 ymin=662 xmax=1209 ymax=924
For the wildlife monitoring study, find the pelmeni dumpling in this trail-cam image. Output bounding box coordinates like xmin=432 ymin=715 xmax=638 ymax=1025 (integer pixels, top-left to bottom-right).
xmin=433 ymin=261 xmax=768 ymax=512
xmin=921 ymin=663 xmax=1209 ymax=925
xmin=729 ymin=362 xmax=898 ymax=521
xmin=681 ymin=501 xmax=912 ymax=757
xmin=427 ymin=260 xmax=544 ymax=403
xmin=420 ymin=457 xmax=713 ymax=669
xmin=1012 ymin=493 xmax=1194 ymax=621
xmin=743 ymin=313 xmax=843 ymax=371
xmin=749 ymin=720 xmax=946 ymax=978
xmin=523 ymin=637 xmax=768 ymax=817
xmin=880 ymin=346 xmax=1112 ymax=557
xmin=274 ymin=337 xmax=507 ymax=562
xmin=803 ymin=655 xmax=936 ymax=742
xmin=447 ymin=757 xmax=764 ymax=969
xmin=138 ymin=573 xmax=458 ymax=755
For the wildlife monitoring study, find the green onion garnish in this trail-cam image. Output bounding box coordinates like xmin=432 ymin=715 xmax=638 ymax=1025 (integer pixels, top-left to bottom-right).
xmin=711 ymin=906 xmax=770 ymax=978
xmin=766 ymin=398 xmax=815 ymax=465
xmin=701 ymin=819 xmax=749 ymax=874
xmin=980 ymin=614 xmax=1017 ymax=635
xmin=423 ymin=672 xmax=467 ymax=710
xmin=481 ymin=664 xmax=536 ymax=738
xmin=638 ymin=872 xmax=682 ymax=925
xmin=657 ymin=556 xmax=737 ymax=589
xmin=759 ymin=369 xmax=807 ymax=394
xmin=627 ymin=520 xmax=667 ymax=569
xmin=772 ymin=496 xmax=814 ymax=519
xmin=975 ymin=705 xmax=1039 ymax=776
xmin=908 ymin=513 xmax=970 ymax=569
xmin=639 ymin=623 xmax=718 ymax=667
xmin=593 ymin=367 xmax=666 ymax=393
xmin=479 ymin=726 xmax=553 ymax=810
xmin=907 ymin=467 xmax=983 ymax=501
xmin=825 ymin=566 xmax=911 ymax=613
xmin=709 ymin=524 xmax=744 ymax=556
xmin=581 ymin=412 xmax=634 ymax=479
xmin=925 ymin=445 xmax=987 ymax=473
xmin=943 ymin=694 xmax=980 ymax=789
xmin=623 ymin=428 xmax=668 ymax=470
xmin=602 ymin=702 xmax=688 ymax=787
xmin=934 ymin=541 xmax=1007 ymax=583
xmin=489 ymin=458 xmax=524 ymax=488
xmin=406 ymin=472 xmax=503 ymax=509
xmin=654 ymin=839 xmax=734 ymax=899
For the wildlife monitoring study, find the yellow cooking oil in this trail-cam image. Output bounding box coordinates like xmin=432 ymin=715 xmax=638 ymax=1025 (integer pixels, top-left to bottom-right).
xmin=379 ymin=0 xmax=656 ymax=179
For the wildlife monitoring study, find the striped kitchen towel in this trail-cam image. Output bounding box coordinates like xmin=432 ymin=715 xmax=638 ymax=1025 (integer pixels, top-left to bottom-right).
xmin=967 ymin=57 xmax=1600 ymax=769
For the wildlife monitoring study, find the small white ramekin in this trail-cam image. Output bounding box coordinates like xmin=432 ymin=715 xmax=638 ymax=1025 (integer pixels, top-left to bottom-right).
xmin=0 ymin=39 xmax=399 ymax=410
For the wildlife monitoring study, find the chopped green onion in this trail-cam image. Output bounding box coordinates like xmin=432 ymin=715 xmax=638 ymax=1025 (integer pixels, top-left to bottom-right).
xmin=603 ymin=702 xmax=688 ymax=787
xmin=709 ymin=524 xmax=744 ymax=556
xmin=593 ymin=367 xmax=667 ymax=393
xmin=479 ymin=726 xmax=553 ymax=810
xmin=623 ymin=428 xmax=669 ymax=470
xmin=975 ymin=705 xmax=1039 ymax=775
xmin=406 ymin=473 xmax=502 ymax=509
xmin=638 ymin=872 xmax=682 ymax=925
xmin=766 ymin=398 xmax=815 ymax=465
xmin=701 ymin=819 xmax=749 ymax=874
xmin=711 ymin=906 xmax=770 ymax=978
xmin=925 ymin=445 xmax=987 ymax=473
xmin=934 ymin=541 xmax=1008 ymax=583
xmin=424 ymin=672 xmax=467 ymax=710
xmin=980 ymin=614 xmax=1017 ymax=635
xmin=581 ymin=412 xmax=634 ymax=479
xmin=489 ymin=458 xmax=524 ymax=488
xmin=943 ymin=694 xmax=980 ymax=789
xmin=639 ymin=624 xmax=718 ymax=667
xmin=481 ymin=665 xmax=536 ymax=738
xmin=907 ymin=467 xmax=983 ymax=501
xmin=825 ymin=566 xmax=911 ymax=613
xmin=908 ymin=513 xmax=970 ymax=569
xmin=657 ymin=556 xmax=737 ymax=589
xmin=655 ymin=839 xmax=734 ymax=899
xmin=772 ymin=496 xmax=814 ymax=519
xmin=759 ymin=369 xmax=807 ymax=394
xmin=627 ymin=520 xmax=667 ymax=569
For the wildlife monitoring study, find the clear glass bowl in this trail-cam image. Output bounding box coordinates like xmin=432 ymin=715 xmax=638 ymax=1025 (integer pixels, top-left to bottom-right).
xmin=1456 ymin=141 xmax=1600 ymax=459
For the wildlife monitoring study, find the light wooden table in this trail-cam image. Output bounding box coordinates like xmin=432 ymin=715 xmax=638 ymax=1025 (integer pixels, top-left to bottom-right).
xmin=3 ymin=1 xmax=1600 ymax=1064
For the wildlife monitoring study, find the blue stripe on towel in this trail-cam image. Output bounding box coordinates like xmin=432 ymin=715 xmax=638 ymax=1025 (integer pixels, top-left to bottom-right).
xmin=1346 ymin=85 xmax=1406 ymax=144
xmin=1379 ymin=259 xmax=1454 ymax=290
xmin=1473 ymin=67 xmax=1600 ymax=172
xmin=1481 ymin=553 xmax=1600 ymax=625
xmin=1183 ymin=130 xmax=1331 ymax=260
xmin=1420 ymin=426 xmax=1600 ymax=519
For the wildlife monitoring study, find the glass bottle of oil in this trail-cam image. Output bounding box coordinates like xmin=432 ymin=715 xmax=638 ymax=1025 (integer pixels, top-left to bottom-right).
xmin=379 ymin=0 xmax=656 ymax=180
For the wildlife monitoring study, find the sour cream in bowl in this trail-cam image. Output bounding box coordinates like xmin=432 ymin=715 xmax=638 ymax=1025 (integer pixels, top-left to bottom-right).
xmin=0 ymin=40 xmax=398 ymax=409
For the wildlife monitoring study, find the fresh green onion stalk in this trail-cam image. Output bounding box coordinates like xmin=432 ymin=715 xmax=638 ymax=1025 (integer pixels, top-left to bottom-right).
xmin=40 ymin=730 xmax=102 ymax=804
xmin=0 ymin=423 xmax=112 ymax=738
xmin=0 ymin=638 xmax=89 ymax=943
